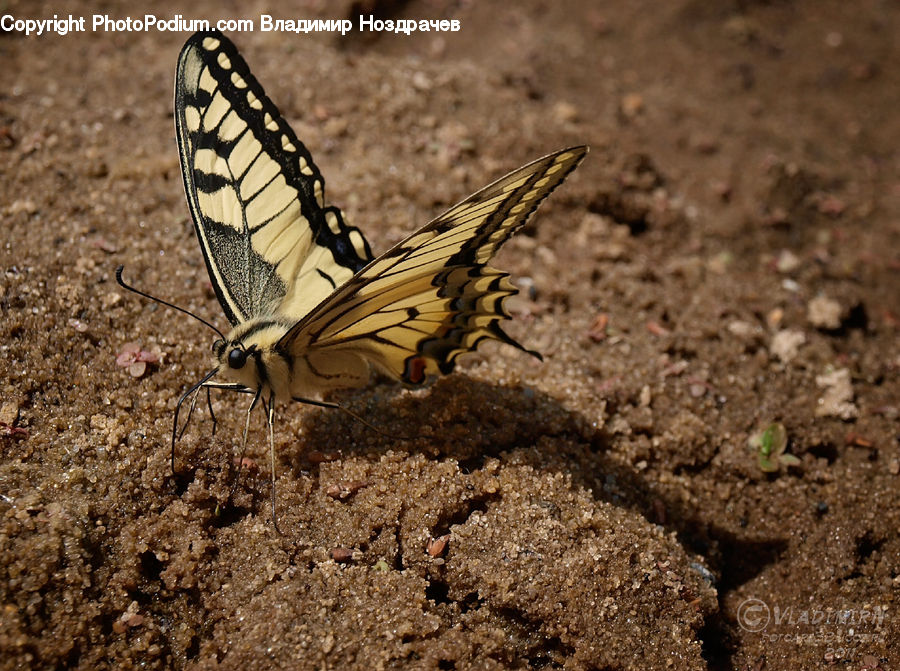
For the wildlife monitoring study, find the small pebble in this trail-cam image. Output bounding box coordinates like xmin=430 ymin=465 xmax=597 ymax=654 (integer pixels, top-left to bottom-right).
xmin=808 ymin=295 xmax=843 ymax=329
xmin=770 ymin=329 xmax=806 ymax=363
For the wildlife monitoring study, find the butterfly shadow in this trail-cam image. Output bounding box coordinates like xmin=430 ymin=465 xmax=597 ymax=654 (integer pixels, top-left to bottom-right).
xmin=285 ymin=374 xmax=785 ymax=598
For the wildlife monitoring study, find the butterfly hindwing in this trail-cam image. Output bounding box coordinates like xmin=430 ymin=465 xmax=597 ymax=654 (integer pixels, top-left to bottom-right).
xmin=175 ymin=30 xmax=373 ymax=326
xmin=280 ymin=147 xmax=588 ymax=387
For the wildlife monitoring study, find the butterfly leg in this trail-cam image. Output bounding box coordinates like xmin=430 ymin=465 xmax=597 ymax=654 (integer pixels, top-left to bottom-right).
xmin=238 ymin=386 xmax=262 ymax=469
xmin=185 ymin=382 xmax=258 ymax=508
xmin=181 ymin=385 xmax=203 ymax=438
xmin=212 ymin=386 xmax=262 ymax=522
xmin=291 ymin=396 xmax=406 ymax=440
xmin=266 ymin=389 xmax=281 ymax=534
xmin=172 ymin=367 xmax=219 ymax=475
xmin=206 ymin=386 xmax=217 ymax=436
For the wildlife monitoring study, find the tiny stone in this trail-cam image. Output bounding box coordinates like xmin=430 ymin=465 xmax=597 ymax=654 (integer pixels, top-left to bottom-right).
xmin=128 ymin=361 xmax=147 ymax=378
xmin=639 ymin=385 xmax=652 ymax=407
xmin=808 ymin=295 xmax=843 ymax=329
xmin=68 ymin=318 xmax=89 ymax=333
xmin=8 ymin=199 xmax=38 ymax=215
xmin=692 ymin=135 xmax=719 ymax=154
xmin=411 ymin=72 xmax=431 ymax=91
xmin=101 ymin=292 xmax=122 ymax=309
xmin=727 ymin=320 xmax=758 ymax=338
xmin=553 ymin=101 xmax=579 ymax=123
xmin=775 ymin=249 xmax=801 ymax=273
xmin=766 ymin=307 xmax=784 ymax=329
xmin=331 ymin=547 xmax=353 ymax=563
xmin=689 ymin=383 xmax=707 ymax=398
xmin=620 ymin=93 xmax=644 ymax=118
xmin=426 ymin=535 xmax=450 ymax=558
xmin=770 ymin=329 xmax=806 ymax=363
xmin=815 ymin=368 xmax=858 ymax=420
xmin=0 ymin=401 xmax=19 ymax=426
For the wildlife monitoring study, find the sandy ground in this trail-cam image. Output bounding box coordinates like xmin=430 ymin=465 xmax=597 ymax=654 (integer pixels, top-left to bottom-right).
xmin=1 ymin=0 xmax=898 ymax=669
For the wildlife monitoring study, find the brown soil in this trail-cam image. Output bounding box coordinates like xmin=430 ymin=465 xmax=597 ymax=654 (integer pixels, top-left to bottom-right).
xmin=1 ymin=1 xmax=898 ymax=669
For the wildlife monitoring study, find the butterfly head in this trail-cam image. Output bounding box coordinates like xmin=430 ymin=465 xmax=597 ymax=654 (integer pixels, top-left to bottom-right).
xmin=211 ymin=337 xmax=256 ymax=386
xmin=211 ymin=320 xmax=293 ymax=395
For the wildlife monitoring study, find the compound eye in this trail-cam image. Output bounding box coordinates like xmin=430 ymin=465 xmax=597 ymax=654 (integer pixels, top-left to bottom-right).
xmin=228 ymin=348 xmax=247 ymax=369
xmin=212 ymin=339 xmax=225 ymax=355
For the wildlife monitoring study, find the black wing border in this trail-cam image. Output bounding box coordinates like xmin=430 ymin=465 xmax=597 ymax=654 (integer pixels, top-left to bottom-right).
xmin=174 ymin=29 xmax=373 ymax=325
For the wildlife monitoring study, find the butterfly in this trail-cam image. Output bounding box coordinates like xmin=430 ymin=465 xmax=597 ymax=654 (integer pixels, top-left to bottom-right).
xmin=120 ymin=30 xmax=586 ymax=530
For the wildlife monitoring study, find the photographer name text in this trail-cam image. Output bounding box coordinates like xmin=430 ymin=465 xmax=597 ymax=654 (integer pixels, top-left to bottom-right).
xmin=1 ymin=13 xmax=460 ymax=37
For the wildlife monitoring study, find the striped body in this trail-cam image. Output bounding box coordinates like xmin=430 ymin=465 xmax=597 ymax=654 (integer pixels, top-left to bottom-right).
xmin=176 ymin=30 xmax=585 ymax=402
xmin=213 ymin=317 xmax=369 ymax=399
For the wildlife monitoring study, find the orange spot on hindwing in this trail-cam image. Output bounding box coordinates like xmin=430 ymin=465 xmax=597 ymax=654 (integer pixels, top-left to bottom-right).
xmin=403 ymin=356 xmax=428 ymax=385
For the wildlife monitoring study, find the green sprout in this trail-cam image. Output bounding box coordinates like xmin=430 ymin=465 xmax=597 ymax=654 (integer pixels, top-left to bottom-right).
xmin=750 ymin=422 xmax=800 ymax=472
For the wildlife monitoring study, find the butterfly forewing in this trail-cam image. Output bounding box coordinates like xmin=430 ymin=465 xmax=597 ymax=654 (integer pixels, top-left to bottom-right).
xmin=175 ymin=31 xmax=373 ymax=326
xmin=280 ymin=147 xmax=587 ymax=386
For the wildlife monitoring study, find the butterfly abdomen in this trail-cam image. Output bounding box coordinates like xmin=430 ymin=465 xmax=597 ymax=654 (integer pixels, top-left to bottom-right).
xmin=214 ymin=314 xmax=374 ymax=398
xmin=296 ymin=349 xmax=371 ymax=395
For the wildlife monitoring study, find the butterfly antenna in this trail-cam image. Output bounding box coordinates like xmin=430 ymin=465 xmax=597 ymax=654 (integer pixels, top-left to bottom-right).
xmin=116 ymin=265 xmax=225 ymax=340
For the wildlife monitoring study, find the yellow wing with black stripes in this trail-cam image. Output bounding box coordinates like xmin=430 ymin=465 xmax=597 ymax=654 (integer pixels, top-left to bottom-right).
xmin=175 ymin=30 xmax=372 ymax=326
xmin=280 ymin=146 xmax=588 ymax=385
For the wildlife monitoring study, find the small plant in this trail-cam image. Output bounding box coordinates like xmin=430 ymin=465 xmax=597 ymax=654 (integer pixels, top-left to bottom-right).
xmin=750 ymin=422 xmax=800 ymax=472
